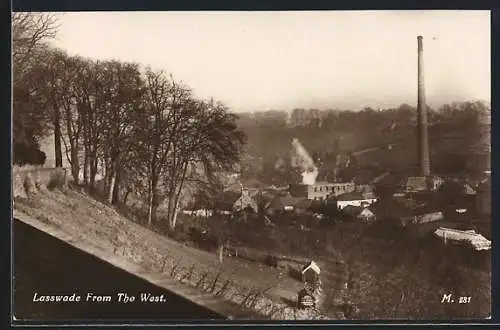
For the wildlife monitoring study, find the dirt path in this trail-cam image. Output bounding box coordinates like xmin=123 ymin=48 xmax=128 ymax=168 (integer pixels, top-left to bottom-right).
xmin=315 ymin=253 xmax=349 ymax=317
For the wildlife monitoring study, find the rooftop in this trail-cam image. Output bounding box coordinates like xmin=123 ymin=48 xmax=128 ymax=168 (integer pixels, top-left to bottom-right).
xmin=337 ymin=191 xmax=376 ymax=201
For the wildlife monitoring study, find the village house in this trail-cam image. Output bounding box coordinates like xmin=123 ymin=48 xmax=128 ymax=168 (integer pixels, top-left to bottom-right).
xmin=341 ymin=205 xmax=376 ymax=223
xmin=274 ymin=157 xmax=287 ymax=171
xmin=463 ymin=182 xmax=477 ymax=195
xmin=371 ymin=197 xmax=443 ymax=227
xmin=214 ymin=189 xmax=259 ymax=215
xmin=265 ymin=193 xmax=312 ymax=215
xmin=289 ymin=181 xmax=355 ymax=201
xmin=400 ymin=210 xmax=444 ymax=226
xmin=335 ymin=191 xmax=378 ymax=210
xmin=357 ymin=207 xmax=376 ymax=223
xmin=341 ymin=205 xmax=362 ymax=220
xmin=355 ymin=184 xmax=375 ymax=194
xmin=405 ymin=176 xmax=444 ymax=192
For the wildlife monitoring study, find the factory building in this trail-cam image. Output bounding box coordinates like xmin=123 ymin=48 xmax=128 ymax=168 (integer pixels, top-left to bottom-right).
xmin=289 ymin=181 xmax=355 ymax=201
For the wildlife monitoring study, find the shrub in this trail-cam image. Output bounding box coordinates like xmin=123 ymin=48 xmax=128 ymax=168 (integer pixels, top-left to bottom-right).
xmin=265 ymin=255 xmax=278 ymax=267
xmin=23 ymin=174 xmax=36 ymax=196
xmin=47 ymin=170 xmax=67 ymax=190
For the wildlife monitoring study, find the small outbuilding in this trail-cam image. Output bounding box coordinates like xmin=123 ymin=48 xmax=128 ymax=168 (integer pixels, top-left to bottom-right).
xmin=297 ymin=287 xmax=317 ymax=309
xmin=301 ymin=261 xmax=321 ymax=286
xmin=357 ymin=207 xmax=376 ymax=223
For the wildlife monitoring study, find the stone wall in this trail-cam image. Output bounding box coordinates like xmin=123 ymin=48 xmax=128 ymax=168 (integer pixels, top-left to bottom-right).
xmin=13 ymin=167 xmax=68 ymax=198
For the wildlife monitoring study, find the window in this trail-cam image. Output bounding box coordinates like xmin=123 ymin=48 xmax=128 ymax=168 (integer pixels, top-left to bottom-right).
xmin=314 ymin=187 xmax=318 ymax=192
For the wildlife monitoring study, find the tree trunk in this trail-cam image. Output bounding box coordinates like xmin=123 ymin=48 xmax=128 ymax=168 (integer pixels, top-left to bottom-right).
xmin=218 ymin=244 xmax=224 ymax=264
xmin=70 ymin=148 xmax=80 ymax=184
xmin=108 ymin=157 xmax=117 ymax=204
xmin=83 ymin=153 xmax=89 ymax=185
xmin=112 ymin=169 xmax=121 ymax=204
xmin=147 ymin=196 xmax=153 ymax=227
xmin=89 ymin=155 xmax=98 ymax=190
xmin=123 ymin=189 xmax=131 ymax=205
xmin=108 ymin=173 xmax=116 ymax=204
xmin=146 ymin=175 xmax=158 ymax=227
xmin=147 ymin=179 xmax=154 ymax=227
xmin=54 ymin=105 xmax=63 ymax=167
xmin=168 ymin=196 xmax=181 ymax=230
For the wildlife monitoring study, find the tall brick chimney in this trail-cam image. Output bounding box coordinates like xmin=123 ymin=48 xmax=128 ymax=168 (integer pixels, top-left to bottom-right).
xmin=417 ymin=36 xmax=430 ymax=176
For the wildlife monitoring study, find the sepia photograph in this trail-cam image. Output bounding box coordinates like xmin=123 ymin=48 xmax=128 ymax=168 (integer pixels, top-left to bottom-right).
xmin=12 ymin=10 xmax=491 ymax=322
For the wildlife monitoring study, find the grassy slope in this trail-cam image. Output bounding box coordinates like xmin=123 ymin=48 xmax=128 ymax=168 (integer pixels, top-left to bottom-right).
xmin=14 ymin=187 xmax=330 ymax=320
xmin=230 ymin=217 xmax=491 ymax=320
xmin=324 ymin=223 xmax=491 ymax=320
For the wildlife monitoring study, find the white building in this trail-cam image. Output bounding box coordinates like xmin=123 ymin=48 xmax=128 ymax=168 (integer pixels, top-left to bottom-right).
xmin=434 ymin=227 xmax=491 ymax=251
xmin=336 ymin=191 xmax=377 ymax=210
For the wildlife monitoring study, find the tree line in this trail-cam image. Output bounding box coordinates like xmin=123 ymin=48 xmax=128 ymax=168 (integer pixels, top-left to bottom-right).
xmin=12 ymin=13 xmax=246 ymax=229
xmin=235 ymin=101 xmax=489 ymax=177
xmin=238 ymin=102 xmax=489 ymax=131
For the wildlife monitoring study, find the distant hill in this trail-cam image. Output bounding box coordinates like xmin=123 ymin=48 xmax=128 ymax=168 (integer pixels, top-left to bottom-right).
xmin=236 ymin=104 xmax=491 ymax=177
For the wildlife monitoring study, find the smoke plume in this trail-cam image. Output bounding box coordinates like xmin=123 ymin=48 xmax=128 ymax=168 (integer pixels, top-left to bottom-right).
xmin=291 ymin=138 xmax=318 ymax=185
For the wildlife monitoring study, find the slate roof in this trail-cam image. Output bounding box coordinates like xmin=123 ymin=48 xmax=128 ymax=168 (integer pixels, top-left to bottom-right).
xmin=214 ymin=191 xmax=241 ymax=210
xmin=337 ymin=191 xmax=376 ymax=201
xmin=342 ymin=205 xmax=363 ymax=217
xmin=406 ymin=176 xmax=427 ymax=191
xmin=266 ymin=193 xmax=310 ymax=211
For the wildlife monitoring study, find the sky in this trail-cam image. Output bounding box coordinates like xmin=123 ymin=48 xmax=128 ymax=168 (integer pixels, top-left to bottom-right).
xmin=49 ymin=10 xmax=490 ymax=113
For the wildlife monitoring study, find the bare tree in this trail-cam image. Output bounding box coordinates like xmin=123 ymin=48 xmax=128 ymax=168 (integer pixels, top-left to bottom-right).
xmin=59 ymin=55 xmax=87 ymax=183
xmin=163 ymin=98 xmax=246 ymax=230
xmin=138 ymin=69 xmax=183 ymax=226
xmin=12 ymin=12 xmax=58 ymax=82
xmin=70 ymin=59 xmax=107 ymax=189
xmin=34 ymin=47 xmax=71 ymax=167
xmin=96 ymin=60 xmax=144 ymax=203
xmin=12 ymin=13 xmax=58 ymax=163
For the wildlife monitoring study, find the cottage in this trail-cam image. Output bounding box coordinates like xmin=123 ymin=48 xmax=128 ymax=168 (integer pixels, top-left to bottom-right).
xmin=341 ymin=205 xmax=363 ymax=220
xmin=265 ymin=193 xmax=311 ymax=215
xmin=405 ymin=176 xmax=427 ymax=192
xmin=357 ymin=208 xmax=376 ymax=223
xmin=214 ymin=189 xmax=258 ymax=215
xmin=371 ymin=198 xmax=411 ymax=221
xmin=341 ymin=205 xmax=376 ymax=223
xmin=464 ymin=183 xmax=477 ymax=195
xmin=356 ymin=184 xmax=375 ymax=194
xmin=371 ymin=198 xmax=441 ymax=227
xmin=274 ymin=157 xmax=287 ymax=171
xmin=401 ymin=211 xmax=444 ymax=226
xmin=182 ymin=209 xmax=213 ymax=218
xmin=183 ymin=195 xmax=214 ymax=218
xmin=405 ymin=176 xmax=444 ymax=192
xmin=336 ymin=191 xmax=377 ymax=210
